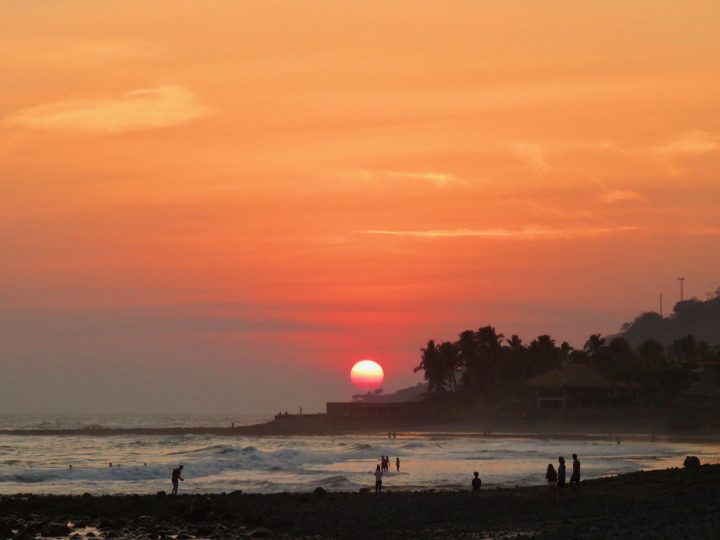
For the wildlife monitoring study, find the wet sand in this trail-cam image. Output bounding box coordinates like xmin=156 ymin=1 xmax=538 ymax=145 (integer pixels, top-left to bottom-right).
xmin=0 ymin=464 xmax=717 ymax=539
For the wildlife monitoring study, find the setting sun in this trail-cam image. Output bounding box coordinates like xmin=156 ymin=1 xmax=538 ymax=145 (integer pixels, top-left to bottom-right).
xmin=350 ymin=360 xmax=384 ymax=390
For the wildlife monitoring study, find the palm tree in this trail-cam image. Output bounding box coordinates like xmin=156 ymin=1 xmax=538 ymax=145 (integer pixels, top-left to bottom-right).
xmin=529 ymin=335 xmax=560 ymax=373
xmin=414 ymin=340 xmax=446 ymax=392
xmin=457 ymin=330 xmax=480 ymax=392
xmin=559 ymin=341 xmax=573 ymax=363
xmin=475 ymin=326 xmax=505 ymax=398
xmin=584 ymin=333 xmax=606 ymax=360
xmin=637 ymin=339 xmax=666 ymax=375
xmin=438 ymin=341 xmax=460 ymax=392
xmin=505 ymin=334 xmax=527 ymax=382
xmin=668 ymin=335 xmax=700 ymax=369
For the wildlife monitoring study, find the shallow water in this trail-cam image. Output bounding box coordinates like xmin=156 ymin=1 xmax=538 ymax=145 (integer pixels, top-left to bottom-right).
xmin=0 ymin=414 xmax=718 ymax=495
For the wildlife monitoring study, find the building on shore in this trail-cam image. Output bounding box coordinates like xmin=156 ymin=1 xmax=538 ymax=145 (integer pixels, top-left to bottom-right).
xmin=525 ymin=364 xmax=638 ymax=409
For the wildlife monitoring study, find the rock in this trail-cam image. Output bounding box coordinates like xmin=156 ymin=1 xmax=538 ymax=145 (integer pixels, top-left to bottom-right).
xmin=41 ymin=522 xmax=71 ymax=537
xmin=249 ymin=527 xmax=273 ymax=538
xmin=684 ymin=456 xmax=701 ymax=468
xmin=313 ymin=487 xmax=327 ymax=497
xmin=157 ymin=490 xmax=167 ymax=497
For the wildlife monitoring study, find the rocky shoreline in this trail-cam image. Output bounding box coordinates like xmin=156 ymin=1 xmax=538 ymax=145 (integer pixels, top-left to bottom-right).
xmin=0 ymin=464 xmax=717 ymax=539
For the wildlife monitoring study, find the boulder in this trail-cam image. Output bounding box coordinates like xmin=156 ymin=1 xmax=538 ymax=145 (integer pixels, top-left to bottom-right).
xmin=41 ymin=522 xmax=71 ymax=537
xmin=684 ymin=456 xmax=701 ymax=467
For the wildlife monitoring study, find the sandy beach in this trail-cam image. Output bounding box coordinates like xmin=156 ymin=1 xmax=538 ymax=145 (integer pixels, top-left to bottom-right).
xmin=0 ymin=464 xmax=717 ymax=539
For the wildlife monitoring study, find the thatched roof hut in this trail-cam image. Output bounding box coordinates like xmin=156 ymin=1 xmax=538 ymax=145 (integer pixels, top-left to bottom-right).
xmin=525 ymin=364 xmax=613 ymax=389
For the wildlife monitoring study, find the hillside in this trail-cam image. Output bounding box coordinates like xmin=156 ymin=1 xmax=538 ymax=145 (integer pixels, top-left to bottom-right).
xmin=621 ymin=293 xmax=720 ymax=346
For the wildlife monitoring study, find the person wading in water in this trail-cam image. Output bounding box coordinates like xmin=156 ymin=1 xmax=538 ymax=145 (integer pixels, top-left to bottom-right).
xmin=171 ymin=465 xmax=184 ymax=495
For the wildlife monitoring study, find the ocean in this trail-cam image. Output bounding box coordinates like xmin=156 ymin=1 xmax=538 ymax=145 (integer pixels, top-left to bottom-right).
xmin=1 ymin=414 xmax=718 ymax=495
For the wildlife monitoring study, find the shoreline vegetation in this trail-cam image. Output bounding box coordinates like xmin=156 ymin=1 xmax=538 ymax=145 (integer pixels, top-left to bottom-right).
xmin=0 ymin=465 xmax=717 ymax=539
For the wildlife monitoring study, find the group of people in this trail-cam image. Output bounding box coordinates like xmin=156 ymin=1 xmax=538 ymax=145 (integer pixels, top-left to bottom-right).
xmin=545 ymin=453 xmax=581 ymax=500
xmin=169 ymin=453 xmax=582 ymax=499
xmin=379 ymin=455 xmax=399 ymax=472
xmin=373 ymin=456 xmax=400 ymax=494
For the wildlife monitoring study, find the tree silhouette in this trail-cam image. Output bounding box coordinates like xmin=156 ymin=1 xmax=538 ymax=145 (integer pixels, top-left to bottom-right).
xmin=414 ymin=340 xmax=447 ymax=393
xmin=584 ymin=333 xmax=606 ymax=360
xmin=438 ymin=341 xmax=460 ymax=392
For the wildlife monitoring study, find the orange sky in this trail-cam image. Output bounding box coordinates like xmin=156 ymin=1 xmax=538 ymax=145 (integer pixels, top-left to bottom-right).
xmin=1 ymin=1 xmax=719 ymax=413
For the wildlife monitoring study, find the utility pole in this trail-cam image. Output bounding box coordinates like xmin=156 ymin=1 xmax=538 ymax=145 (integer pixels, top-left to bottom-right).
xmin=677 ymin=277 xmax=685 ymax=302
xmin=659 ymin=293 xmax=663 ymax=317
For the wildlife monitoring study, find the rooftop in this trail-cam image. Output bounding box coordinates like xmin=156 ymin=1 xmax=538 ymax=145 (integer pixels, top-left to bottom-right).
xmin=525 ymin=364 xmax=613 ymax=389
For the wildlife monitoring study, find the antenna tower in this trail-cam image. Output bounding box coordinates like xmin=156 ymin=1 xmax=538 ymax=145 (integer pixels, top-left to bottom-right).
xmin=677 ymin=277 xmax=685 ymax=301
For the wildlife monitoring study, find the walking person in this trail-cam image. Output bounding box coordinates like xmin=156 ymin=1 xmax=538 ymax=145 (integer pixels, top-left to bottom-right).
xmin=396 ymin=457 xmax=400 ymax=472
xmin=570 ymin=453 xmax=581 ymax=496
xmin=545 ymin=463 xmax=558 ymax=502
xmin=557 ymin=456 xmax=566 ymax=489
xmin=171 ymin=465 xmax=184 ymax=495
xmin=374 ymin=464 xmax=383 ymax=494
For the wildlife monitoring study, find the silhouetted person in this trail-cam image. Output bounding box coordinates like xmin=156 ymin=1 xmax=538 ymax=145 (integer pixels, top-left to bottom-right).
xmin=471 ymin=471 xmax=482 ymax=492
xmin=109 ymin=462 xmax=112 ymax=468
xmin=171 ymin=465 xmax=184 ymax=495
xmin=546 ymin=464 xmax=558 ymax=502
xmin=396 ymin=457 xmax=400 ymax=472
xmin=570 ymin=454 xmax=581 ymax=496
xmin=68 ymin=464 xmax=73 ymax=470
xmin=393 ymin=432 xmax=397 ymax=439
xmin=374 ymin=464 xmax=383 ymax=494
xmin=557 ymin=457 xmax=566 ymax=489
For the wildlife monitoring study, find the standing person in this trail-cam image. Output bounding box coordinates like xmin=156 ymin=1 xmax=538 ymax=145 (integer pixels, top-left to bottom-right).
xmin=171 ymin=465 xmax=184 ymax=495
xmin=557 ymin=457 xmax=566 ymax=489
xmin=545 ymin=464 xmax=558 ymax=502
xmin=570 ymin=454 xmax=581 ymax=496
xmin=471 ymin=472 xmax=482 ymax=492
xmin=374 ymin=464 xmax=383 ymax=494
xmin=396 ymin=457 xmax=400 ymax=472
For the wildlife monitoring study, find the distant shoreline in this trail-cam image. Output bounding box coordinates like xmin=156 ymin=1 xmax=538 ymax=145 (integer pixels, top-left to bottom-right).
xmin=1 ymin=415 xmax=719 ymax=444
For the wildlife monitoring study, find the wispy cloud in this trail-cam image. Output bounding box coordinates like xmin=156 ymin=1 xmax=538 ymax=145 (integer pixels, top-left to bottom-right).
xmin=511 ymin=142 xmax=549 ymax=173
xmin=0 ymin=39 xmax=157 ymax=69
xmin=599 ymin=189 xmax=645 ymax=204
xmin=644 ymin=130 xmax=719 ymax=155
xmin=355 ymin=226 xmax=638 ymax=240
xmin=384 ymin=170 xmax=467 ymax=186
xmin=4 ymin=86 xmax=211 ymax=134
xmin=684 ymin=227 xmax=720 ymax=236
xmin=348 ymin=169 xmax=470 ymax=186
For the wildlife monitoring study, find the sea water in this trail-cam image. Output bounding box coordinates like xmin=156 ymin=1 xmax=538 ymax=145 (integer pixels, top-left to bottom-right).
xmin=0 ymin=414 xmax=718 ymax=495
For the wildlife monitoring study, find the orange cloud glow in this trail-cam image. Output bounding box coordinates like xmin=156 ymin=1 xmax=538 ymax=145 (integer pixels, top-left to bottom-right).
xmin=1 ymin=0 xmax=719 ymax=413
